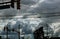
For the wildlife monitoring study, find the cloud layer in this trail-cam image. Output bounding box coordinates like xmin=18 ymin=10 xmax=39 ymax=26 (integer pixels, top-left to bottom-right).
xmin=0 ymin=0 xmax=60 ymax=37
xmin=21 ymin=0 xmax=60 ymax=13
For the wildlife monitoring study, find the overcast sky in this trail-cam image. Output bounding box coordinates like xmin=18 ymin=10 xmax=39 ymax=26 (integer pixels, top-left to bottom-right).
xmin=0 ymin=0 xmax=60 ymax=17
xmin=21 ymin=0 xmax=60 ymax=13
xmin=0 ymin=0 xmax=60 ymax=37
xmin=20 ymin=0 xmax=60 ymax=37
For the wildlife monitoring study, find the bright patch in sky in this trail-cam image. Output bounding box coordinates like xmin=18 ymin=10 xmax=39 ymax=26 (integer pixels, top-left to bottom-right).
xmin=11 ymin=21 xmax=16 ymax=25
xmin=30 ymin=0 xmax=45 ymax=8
xmin=51 ymin=22 xmax=60 ymax=33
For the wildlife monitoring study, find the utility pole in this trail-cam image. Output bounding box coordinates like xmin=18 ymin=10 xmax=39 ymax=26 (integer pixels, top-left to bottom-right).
xmin=6 ymin=26 xmax=8 ymax=39
xmin=11 ymin=0 xmax=15 ymax=8
xmin=17 ymin=0 xmax=20 ymax=9
xmin=11 ymin=0 xmax=20 ymax=9
xmin=18 ymin=24 xmax=20 ymax=39
xmin=4 ymin=26 xmax=8 ymax=39
xmin=46 ymin=23 xmax=49 ymax=39
xmin=47 ymin=24 xmax=48 ymax=36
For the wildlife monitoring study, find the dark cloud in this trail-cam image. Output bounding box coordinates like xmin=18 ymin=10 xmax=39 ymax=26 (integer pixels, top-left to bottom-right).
xmin=21 ymin=0 xmax=39 ymax=5
xmin=0 ymin=8 xmax=17 ymax=19
xmin=28 ymin=0 xmax=60 ymax=13
xmin=20 ymin=0 xmax=60 ymax=18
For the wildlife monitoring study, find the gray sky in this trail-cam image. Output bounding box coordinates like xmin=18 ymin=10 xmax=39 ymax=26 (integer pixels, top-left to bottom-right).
xmin=0 ymin=0 xmax=60 ymax=37
xmin=21 ymin=0 xmax=60 ymax=13
xmin=0 ymin=0 xmax=60 ymax=17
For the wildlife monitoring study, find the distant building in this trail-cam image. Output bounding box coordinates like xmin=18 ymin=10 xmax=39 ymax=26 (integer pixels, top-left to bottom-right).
xmin=20 ymin=34 xmax=34 ymax=39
